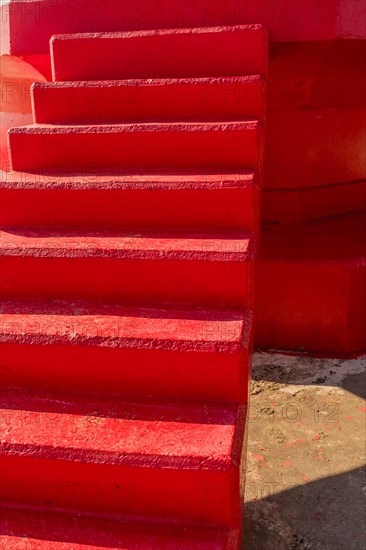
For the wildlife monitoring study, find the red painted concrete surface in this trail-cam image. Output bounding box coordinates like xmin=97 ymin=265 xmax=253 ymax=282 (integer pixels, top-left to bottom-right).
xmin=0 ymin=506 xmax=240 ymax=549
xmin=51 ymin=26 xmax=268 ymax=81
xmin=8 ymin=121 xmax=263 ymax=172
xmin=0 ymin=300 xmax=252 ymax=402
xmin=0 ymin=4 xmax=365 ymax=548
xmin=266 ymin=106 xmax=366 ymax=190
xmin=0 ymin=55 xmax=49 ymax=168
xmin=3 ymin=38 xmax=366 ymax=217
xmin=256 ymin=211 xmax=366 ymax=354
xmin=0 ymin=390 xmax=246 ymax=525
xmin=1 ymin=0 xmax=365 ymax=56
xmin=0 ymin=22 xmax=269 ymax=548
xmin=0 ymin=170 xmax=260 ymax=231
xmin=262 ymin=180 xmax=366 ymax=224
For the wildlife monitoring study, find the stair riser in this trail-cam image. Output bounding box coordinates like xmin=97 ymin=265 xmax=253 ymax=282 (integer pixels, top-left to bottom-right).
xmin=0 ymin=455 xmax=241 ymax=528
xmin=9 ymin=125 xmax=262 ymax=172
xmin=0 ymin=503 xmax=240 ymax=550
xmin=0 ymin=343 xmax=250 ymax=403
xmin=0 ymin=258 xmax=252 ymax=308
xmin=32 ymin=78 xmax=266 ymax=124
xmin=0 ymin=504 xmax=240 ymax=550
xmin=0 ymin=186 xmax=259 ymax=232
xmin=51 ymin=27 xmax=268 ymax=81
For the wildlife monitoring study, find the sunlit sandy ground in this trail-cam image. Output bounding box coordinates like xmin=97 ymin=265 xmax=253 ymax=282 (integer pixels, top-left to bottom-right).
xmin=244 ymin=352 xmax=366 ymax=549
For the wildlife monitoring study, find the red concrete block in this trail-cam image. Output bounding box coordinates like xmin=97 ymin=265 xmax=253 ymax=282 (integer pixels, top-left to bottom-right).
xmin=0 ymin=170 xmax=260 ymax=232
xmin=268 ymin=41 xmax=366 ymax=111
xmin=0 ymin=505 xmax=240 ymax=550
xmin=32 ymin=76 xmax=266 ymax=124
xmin=8 ymin=121 xmax=263 ymax=172
xmin=0 ymin=389 xmax=246 ymax=527
xmin=0 ymin=229 xmax=254 ymax=307
xmin=0 ymin=300 xmax=252 ymax=403
xmin=265 ymin=107 xmax=366 ymax=189
xmin=50 ymin=26 xmax=268 ymax=82
xmin=2 ymin=0 xmax=365 ymax=56
xmin=262 ymin=180 xmax=366 ymax=224
xmin=255 ymin=211 xmax=366 ymax=354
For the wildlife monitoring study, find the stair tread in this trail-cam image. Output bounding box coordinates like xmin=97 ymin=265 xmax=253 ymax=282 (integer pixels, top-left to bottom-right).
xmin=1 ymin=19 xmax=262 ymax=547
xmin=0 ymin=169 xmax=257 ymax=190
xmin=0 ymin=229 xmax=253 ymax=261
xmin=51 ymin=25 xmax=268 ymax=81
xmin=0 ymin=228 xmax=252 ymax=306
xmin=0 ymin=388 xmax=244 ymax=469
xmin=0 ymin=505 xmax=238 ymax=549
xmin=0 ymin=300 xmax=250 ymax=352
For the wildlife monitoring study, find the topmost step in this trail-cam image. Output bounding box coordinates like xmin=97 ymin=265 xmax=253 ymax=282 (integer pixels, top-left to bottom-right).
xmin=51 ymin=25 xmax=268 ymax=82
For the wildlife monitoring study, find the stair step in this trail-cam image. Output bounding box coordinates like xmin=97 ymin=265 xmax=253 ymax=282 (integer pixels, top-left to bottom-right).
xmin=32 ymin=76 xmax=266 ymax=124
xmin=0 ymin=505 xmax=240 ymax=549
xmin=0 ymin=228 xmax=253 ymax=306
xmin=0 ymin=389 xmax=246 ymax=526
xmin=50 ymin=25 xmax=268 ymax=82
xmin=0 ymin=300 xmax=252 ymax=402
xmin=0 ymin=170 xmax=259 ymax=231
xmin=8 ymin=121 xmax=263 ymax=173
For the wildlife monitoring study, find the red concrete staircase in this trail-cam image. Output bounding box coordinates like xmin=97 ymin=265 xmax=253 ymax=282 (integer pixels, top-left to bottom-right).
xmin=0 ymin=25 xmax=268 ymax=548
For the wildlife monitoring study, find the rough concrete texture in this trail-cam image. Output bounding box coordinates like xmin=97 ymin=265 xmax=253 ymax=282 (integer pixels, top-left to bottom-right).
xmin=0 ymin=228 xmax=253 ymax=307
xmin=0 ymin=169 xmax=259 ymax=231
xmin=244 ymin=352 xmax=366 ymax=549
xmin=0 ymin=300 xmax=252 ymax=402
xmin=8 ymin=121 xmax=262 ymax=172
xmin=50 ymin=26 xmax=268 ymax=82
xmin=32 ymin=76 xmax=265 ymax=124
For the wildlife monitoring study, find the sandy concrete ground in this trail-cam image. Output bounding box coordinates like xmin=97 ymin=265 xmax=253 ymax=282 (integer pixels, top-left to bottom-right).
xmin=243 ymin=352 xmax=366 ymax=550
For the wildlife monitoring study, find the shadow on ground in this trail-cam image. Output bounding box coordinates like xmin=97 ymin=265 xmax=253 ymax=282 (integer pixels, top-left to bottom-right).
xmin=244 ymin=467 xmax=366 ymax=549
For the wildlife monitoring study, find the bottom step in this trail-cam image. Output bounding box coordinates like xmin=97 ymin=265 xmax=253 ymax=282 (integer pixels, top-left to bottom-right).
xmin=0 ymin=505 xmax=240 ymax=549
xmin=0 ymin=390 xmax=245 ymax=526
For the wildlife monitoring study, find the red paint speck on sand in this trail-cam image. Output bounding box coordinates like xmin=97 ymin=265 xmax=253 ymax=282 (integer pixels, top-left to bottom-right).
xmin=254 ymin=454 xmax=265 ymax=461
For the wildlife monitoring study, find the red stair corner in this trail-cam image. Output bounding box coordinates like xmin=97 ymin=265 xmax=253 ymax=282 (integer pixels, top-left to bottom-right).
xmin=0 ymin=21 xmax=269 ymax=549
